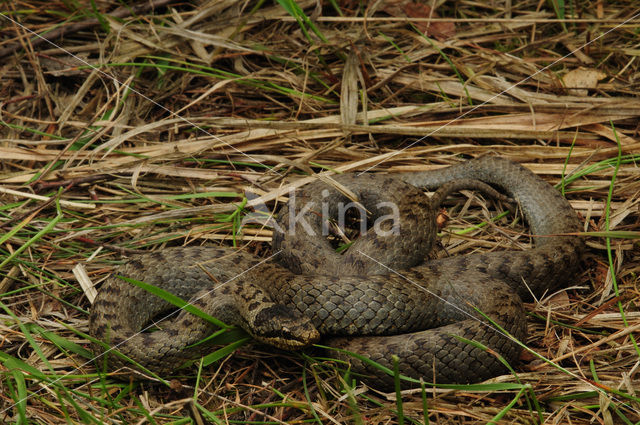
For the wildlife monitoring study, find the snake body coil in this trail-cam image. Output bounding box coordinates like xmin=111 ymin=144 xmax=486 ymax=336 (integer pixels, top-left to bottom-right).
xmin=89 ymin=156 xmax=583 ymax=387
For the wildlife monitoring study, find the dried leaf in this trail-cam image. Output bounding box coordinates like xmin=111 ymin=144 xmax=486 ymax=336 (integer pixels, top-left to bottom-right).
xmin=562 ymin=67 xmax=607 ymax=96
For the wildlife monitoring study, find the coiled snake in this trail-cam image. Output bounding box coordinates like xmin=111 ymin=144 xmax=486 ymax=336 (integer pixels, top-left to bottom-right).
xmin=89 ymin=156 xmax=583 ymax=387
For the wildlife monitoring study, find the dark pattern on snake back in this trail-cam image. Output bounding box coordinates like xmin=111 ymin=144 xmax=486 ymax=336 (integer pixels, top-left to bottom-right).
xmin=88 ymin=156 xmax=583 ymax=387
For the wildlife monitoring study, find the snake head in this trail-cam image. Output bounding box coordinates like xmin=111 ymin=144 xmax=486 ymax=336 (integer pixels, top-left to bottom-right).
xmin=251 ymin=304 xmax=320 ymax=350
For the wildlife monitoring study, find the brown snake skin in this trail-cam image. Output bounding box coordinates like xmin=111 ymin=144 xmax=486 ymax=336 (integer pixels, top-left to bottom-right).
xmin=89 ymin=156 xmax=583 ymax=387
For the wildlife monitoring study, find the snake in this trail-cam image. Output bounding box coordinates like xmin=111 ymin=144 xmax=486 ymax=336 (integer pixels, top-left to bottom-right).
xmin=88 ymin=156 xmax=583 ymax=388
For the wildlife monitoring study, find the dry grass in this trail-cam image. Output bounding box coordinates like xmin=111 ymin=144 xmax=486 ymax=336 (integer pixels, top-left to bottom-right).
xmin=1 ymin=0 xmax=640 ymax=424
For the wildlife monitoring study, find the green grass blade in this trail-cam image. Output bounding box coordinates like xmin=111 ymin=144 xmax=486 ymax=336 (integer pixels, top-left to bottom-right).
xmin=200 ymin=337 xmax=250 ymax=367
xmin=487 ymin=387 xmax=527 ymax=425
xmin=392 ymin=355 xmax=405 ymax=425
xmin=117 ymin=276 xmax=229 ymax=329
xmin=0 ymin=211 xmax=63 ymax=269
xmin=604 ymin=123 xmax=640 ymax=362
xmin=5 ymin=358 xmax=28 ymax=425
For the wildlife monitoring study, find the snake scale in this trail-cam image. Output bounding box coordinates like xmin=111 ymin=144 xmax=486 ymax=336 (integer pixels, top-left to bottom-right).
xmin=89 ymin=156 xmax=583 ymax=387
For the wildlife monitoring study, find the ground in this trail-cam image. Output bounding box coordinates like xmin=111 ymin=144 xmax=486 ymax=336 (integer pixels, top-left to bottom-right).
xmin=0 ymin=1 xmax=639 ymax=424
